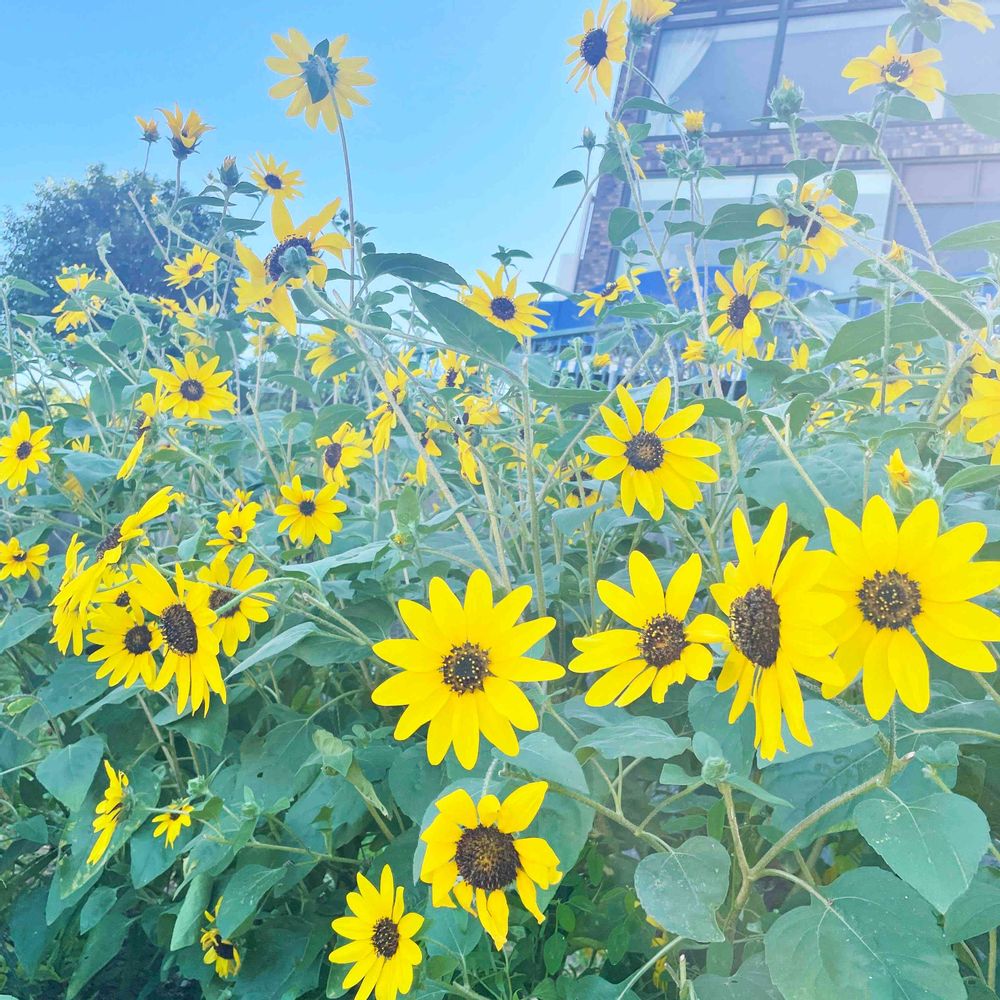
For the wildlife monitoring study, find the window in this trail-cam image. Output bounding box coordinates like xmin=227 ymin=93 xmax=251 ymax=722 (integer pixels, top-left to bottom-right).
xmin=935 ymin=3 xmax=1000 ymax=98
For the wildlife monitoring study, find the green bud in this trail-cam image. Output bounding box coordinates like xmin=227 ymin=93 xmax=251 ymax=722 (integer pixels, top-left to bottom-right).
xmin=701 ymin=756 xmax=731 ymax=785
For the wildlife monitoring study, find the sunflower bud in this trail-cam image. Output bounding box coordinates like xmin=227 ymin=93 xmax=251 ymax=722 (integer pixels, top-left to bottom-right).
xmin=769 ymin=77 xmax=805 ymax=122
xmin=276 ymin=243 xmax=311 ymax=281
xmin=219 ymin=155 xmax=240 ymax=189
xmin=581 ymin=126 xmax=597 ymax=150
xmin=701 ymin=756 xmax=731 ymax=785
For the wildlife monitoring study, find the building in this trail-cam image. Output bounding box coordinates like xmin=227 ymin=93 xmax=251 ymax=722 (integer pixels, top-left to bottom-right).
xmin=545 ymin=0 xmax=1000 ymax=345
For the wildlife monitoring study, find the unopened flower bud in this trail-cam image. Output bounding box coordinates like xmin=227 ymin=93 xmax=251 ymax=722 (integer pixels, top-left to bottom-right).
xmin=769 ymin=76 xmax=805 ymax=121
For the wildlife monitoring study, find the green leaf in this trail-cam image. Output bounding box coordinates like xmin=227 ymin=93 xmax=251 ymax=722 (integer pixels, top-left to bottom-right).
xmin=60 ymin=449 xmax=122 ymax=488
xmin=362 ymin=253 xmax=465 ymax=285
xmin=944 ymin=868 xmax=1000 ymax=944
xmin=934 ymin=221 xmax=1000 ymax=254
xmin=888 ymin=94 xmax=933 ymax=121
xmin=608 ymin=207 xmax=642 ymax=245
xmin=67 ymin=909 xmax=132 ymax=998
xmin=229 ymin=622 xmax=318 ymax=679
xmin=130 ymin=824 xmax=181 ymax=889
xmin=217 ymin=864 xmax=287 ymax=937
xmin=35 ymin=735 xmax=105 ymax=811
xmin=412 ymin=286 xmax=515 ymax=363
xmin=694 ymin=954 xmax=782 ymax=1000
xmin=620 ymin=96 xmax=678 ymax=116
xmin=79 ymin=886 xmax=119 ymax=934
xmin=855 ymin=792 xmax=990 ymax=912
xmin=107 ymin=315 xmax=143 ymax=347
xmin=554 ymin=169 xmax=585 ymax=188
xmin=817 ymin=119 xmax=877 ymax=147
xmin=530 ymin=384 xmax=610 ymax=408
xmin=576 ymin=716 xmax=689 ymax=761
xmin=824 ymin=302 xmax=934 ymax=364
xmin=947 ymin=93 xmax=1000 ymax=137
xmin=943 ymin=464 xmax=1000 ymax=495
xmin=170 ymin=873 xmax=213 ymax=950
xmin=764 ymin=867 xmax=965 ymax=1000
xmin=757 ymin=700 xmax=878 ymax=768
xmin=634 ymin=836 xmax=730 ymax=943
xmin=0 ymin=608 xmax=48 ymax=655
xmin=562 ymin=977 xmax=640 ymax=1000
xmin=704 ymin=202 xmax=777 ymax=241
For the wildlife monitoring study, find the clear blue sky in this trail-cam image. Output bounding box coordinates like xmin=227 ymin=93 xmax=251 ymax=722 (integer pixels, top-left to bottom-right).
xmin=0 ymin=0 xmax=605 ymax=286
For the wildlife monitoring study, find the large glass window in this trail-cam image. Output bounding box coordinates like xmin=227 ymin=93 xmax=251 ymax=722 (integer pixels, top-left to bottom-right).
xmin=935 ymin=2 xmax=1000 ymax=97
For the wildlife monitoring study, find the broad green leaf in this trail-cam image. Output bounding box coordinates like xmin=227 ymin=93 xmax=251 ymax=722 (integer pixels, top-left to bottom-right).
xmin=35 ymin=735 xmax=105 ymax=811
xmin=217 ymin=864 xmax=286 ymax=937
xmin=60 ymin=448 xmax=122 ymax=487
xmin=412 ymin=286 xmax=516 ymax=363
xmin=634 ymin=836 xmax=730 ymax=943
xmin=229 ymin=622 xmax=318 ymax=678
xmin=764 ymin=867 xmax=965 ymax=1000
xmin=362 ymin=252 xmax=465 ymax=285
xmin=79 ymin=886 xmax=118 ymax=934
xmin=944 ymin=868 xmax=1000 ymax=944
xmin=757 ymin=700 xmax=878 ymax=768
xmin=888 ymin=94 xmax=933 ymax=121
xmin=947 ymin=93 xmax=1000 ymax=138
xmin=169 ymin=872 xmax=213 ymax=950
xmin=107 ymin=314 xmax=142 ymax=347
xmin=943 ymin=464 xmax=1000 ymax=495
xmin=0 ymin=608 xmax=48 ymax=655
xmin=688 ymin=684 xmax=755 ymax=776
xmin=608 ymin=207 xmax=643 ymax=245
xmin=704 ymin=202 xmax=777 ymax=240
xmin=562 ymin=977 xmax=640 ymax=1000
xmin=576 ymin=716 xmax=689 ymax=761
xmin=554 ymin=169 xmax=585 ymax=188
xmin=67 ymin=909 xmax=132 ymax=998
xmin=824 ymin=302 xmax=934 ymax=364
xmin=935 ymin=221 xmax=1000 ymax=254
xmin=284 ymin=539 xmax=389 ymax=586
xmin=694 ymin=954 xmax=782 ymax=1000
xmin=817 ymin=119 xmax=877 ymax=146
xmin=130 ymin=824 xmax=181 ymax=889
xmin=620 ymin=95 xmax=678 ymax=116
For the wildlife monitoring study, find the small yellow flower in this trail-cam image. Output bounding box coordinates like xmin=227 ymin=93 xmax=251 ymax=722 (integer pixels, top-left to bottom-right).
xmin=88 ymin=761 xmax=128 ymax=864
xmin=135 ymin=116 xmax=159 ymax=143
xmin=567 ymin=2 xmax=628 ymax=100
xmin=592 ymin=352 xmax=611 ymax=369
xmin=0 ymin=538 xmax=48 ymax=580
xmin=681 ymin=338 xmax=705 ymax=363
xmin=667 ymin=267 xmax=684 ymax=293
xmin=316 ymin=422 xmax=371 ymax=489
xmin=709 ymin=261 xmax=783 ymax=359
xmin=886 ymin=240 xmax=908 ymax=265
xmin=886 ymin=448 xmax=912 ymax=489
xmin=159 ymin=105 xmax=213 ymax=158
xmin=655 ymin=142 xmax=667 ymax=155
xmin=758 ymin=182 xmax=858 ymax=274
xmin=630 ymin=0 xmax=676 ymax=26
xmin=201 ymin=900 xmax=241 ymax=978
xmin=578 ymin=268 xmax=645 ymax=317
xmin=923 ymin=0 xmax=993 ymax=31
xmin=682 ymin=109 xmax=706 ymax=134
xmin=462 ymin=267 xmax=547 ymax=343
xmin=842 ymin=30 xmax=944 ymax=102
xmin=275 ymin=476 xmax=347 ymax=545
xmin=197 ymin=553 xmax=274 ymax=657
xmin=152 ymin=802 xmax=193 ymax=848
xmin=149 ymin=353 xmax=236 ymax=421
xmin=164 ymin=246 xmax=219 ymax=290
xmin=249 ymin=153 xmax=303 ymax=204
xmin=790 ymin=344 xmax=810 ymax=371
xmin=0 ymin=412 xmax=52 ymax=490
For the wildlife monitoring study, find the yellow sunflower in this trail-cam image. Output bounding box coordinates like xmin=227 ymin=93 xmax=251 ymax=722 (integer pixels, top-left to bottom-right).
xmin=682 ymin=109 xmax=706 ymax=135
xmin=316 ymin=422 xmax=372 ymax=489
xmin=267 ymin=30 xmax=376 ymax=132
xmin=757 ymin=182 xmax=858 ymax=274
xmin=434 ymin=349 xmax=477 ymax=389
xmin=152 ymin=802 xmax=193 ymax=848
xmin=275 ymin=475 xmax=347 ymax=545
xmin=569 ymin=552 xmax=723 ymax=706
xmin=149 ymin=352 xmax=236 ymax=421
xmin=86 ymin=602 xmax=160 ymax=690
xmin=704 ymin=504 xmax=843 ymax=760
xmin=630 ymin=0 xmax=676 ymax=26
xmin=0 ymin=411 xmax=52 ymax=490
xmin=136 ymin=115 xmax=159 ymax=143
xmin=842 ymin=30 xmax=944 ymax=102
xmin=306 ymin=328 xmax=353 ymax=380
xmin=462 ymin=266 xmax=547 ymax=343
xmin=206 ymin=496 xmax=262 ymax=556
xmin=249 ymin=153 xmax=303 ymax=205
xmin=131 ymin=562 xmax=223 ymax=716
xmin=924 ymin=0 xmax=994 ymax=30
xmin=88 ymin=760 xmax=128 ymax=865
xmin=0 ymin=538 xmax=48 ymax=581
xmin=164 ymin=246 xmax=219 ymax=289
xmin=585 ymin=378 xmax=720 ymax=519
xmin=368 ymin=354 xmax=417 ymax=455
xmin=197 ymin=552 xmax=274 ymax=657
xmin=962 ymin=373 xmax=1000 ymax=462
xmin=709 ymin=261 xmax=783 ymax=358
xmin=822 ymin=497 xmax=1000 ymax=718
xmin=117 ymin=385 xmax=163 ymax=481
xmin=578 ymin=268 xmax=645 ymax=317
xmin=200 ymin=899 xmax=241 ymax=978
xmin=51 ymin=535 xmax=90 ymax=655
xmin=371 ymin=570 xmax=564 ymax=768
xmin=420 ymin=782 xmax=561 ymax=950
xmin=329 ymin=866 xmax=423 ymax=1000
xmin=53 ymin=265 xmax=102 ymax=333
xmin=566 ymin=1 xmax=628 ymax=100
xmin=159 ymin=105 xmax=213 ymax=158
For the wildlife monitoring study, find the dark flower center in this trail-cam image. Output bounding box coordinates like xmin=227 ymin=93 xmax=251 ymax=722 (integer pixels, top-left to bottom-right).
xmin=600 ymin=281 xmax=618 ymax=298
xmin=215 ymin=939 xmax=236 ymax=961
xmin=208 ymin=587 xmax=239 ymax=618
xmin=490 ymin=296 xmax=517 ymax=322
xmin=857 ymin=570 xmax=922 ymax=630
xmin=787 ymin=203 xmax=823 ymax=240
xmin=580 ymin=27 xmax=609 ymax=67
xmin=371 ymin=917 xmax=400 ymax=959
xmin=640 ymin=614 xmax=687 ymax=668
xmin=115 ymin=590 xmax=132 ymax=608
xmin=729 ymin=585 xmax=781 ymax=668
xmin=441 ymin=641 xmax=490 ymax=694
xmin=230 ymin=525 xmax=243 ymax=539
xmin=445 ymin=369 xmax=459 ymax=387
xmin=95 ymin=525 xmax=123 ymax=559
xmin=188 ymin=263 xmax=203 ymax=276
xmin=324 ymin=443 xmax=343 ymax=469
xmin=298 ymin=499 xmax=317 ymax=516
xmin=179 ymin=378 xmax=205 ymax=401
xmin=456 ymin=825 xmax=520 ymax=891
xmin=264 ymin=235 xmax=314 ymax=281
xmin=727 ymin=294 xmax=752 ymax=330
xmin=15 ymin=441 xmax=32 ymax=460
xmin=12 ymin=551 xmax=27 ymax=562
xmin=264 ymin=172 xmax=283 ymax=189
xmin=885 ymin=58 xmax=913 ymax=83
xmin=160 ymin=603 xmax=199 ymax=655
xmin=624 ymin=430 xmax=665 ymax=472
xmin=124 ymin=624 xmax=153 ymax=655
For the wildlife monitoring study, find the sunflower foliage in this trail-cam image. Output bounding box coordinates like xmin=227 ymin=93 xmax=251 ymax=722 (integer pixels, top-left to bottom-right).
xmin=3 ymin=6 xmax=1000 ymax=1000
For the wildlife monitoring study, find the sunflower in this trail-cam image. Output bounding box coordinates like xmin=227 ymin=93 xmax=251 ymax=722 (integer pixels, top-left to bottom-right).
xmin=316 ymin=422 xmax=372 ymax=489
xmin=709 ymin=261 xmax=783 ymax=358
xmin=197 ymin=552 xmax=274 ymax=656
xmin=790 ymin=344 xmax=810 ymax=371
xmin=462 ymin=267 xmax=547 ymax=343
xmin=885 ymin=448 xmax=912 ymax=491
xmin=569 ymin=552 xmax=723 ymax=706
xmin=962 ymin=373 xmax=1000 ymax=462
xmin=682 ymin=109 xmax=706 ymax=135
xmin=306 ymin=328 xmax=353 ymax=380
xmin=0 ymin=411 xmax=52 ymax=490
xmin=164 ymin=246 xmax=219 ymax=289
xmin=117 ymin=386 xmax=163 ymax=481
xmin=87 ymin=602 xmax=160 ymax=690
xmin=704 ymin=504 xmax=843 ymax=760
xmin=131 ymin=562 xmax=223 ymax=716
xmin=585 ymin=378 xmax=720 ymax=519
xmin=822 ymin=497 xmax=1000 ymax=718
xmin=566 ymin=2 xmax=628 ymax=100
xmin=368 ymin=353 xmax=418 ymax=454
xmin=88 ymin=760 xmax=128 ymax=864
xmin=371 ymin=570 xmax=563 ymax=769
xmin=53 ymin=265 xmax=102 ymax=333
xmin=757 ymin=183 xmax=858 ymax=274
xmin=328 ymin=866 xmax=423 ymax=1000
xmin=842 ymin=31 xmax=944 ymax=102
xmin=249 ymin=153 xmax=304 ymax=207
xmin=174 ymin=296 xmax=220 ymax=345
xmin=152 ymin=802 xmax=193 ymax=848
xmin=434 ymin=349 xmax=477 ymax=390
xmin=136 ymin=116 xmax=159 ymax=143
xmin=200 ymin=900 xmax=241 ymax=978
xmin=159 ymin=105 xmax=213 ymax=158
xmin=577 ymin=268 xmax=645 ymax=317
xmin=275 ymin=476 xmax=347 ymax=545
xmin=267 ymin=30 xmax=376 ymax=132
xmin=630 ymin=0 xmax=676 ymax=27
xmin=149 ymin=352 xmax=236 ymax=421
xmin=924 ymin=0 xmax=994 ymax=30
xmin=206 ymin=496 xmax=262 ymax=556
xmin=51 ymin=535 xmax=90 ymax=655
xmin=420 ymin=782 xmax=561 ymax=950
xmin=0 ymin=538 xmax=48 ymax=581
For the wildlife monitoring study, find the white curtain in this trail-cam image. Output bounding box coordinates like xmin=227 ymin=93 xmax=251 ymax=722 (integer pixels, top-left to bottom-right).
xmin=652 ymin=28 xmax=716 ymax=132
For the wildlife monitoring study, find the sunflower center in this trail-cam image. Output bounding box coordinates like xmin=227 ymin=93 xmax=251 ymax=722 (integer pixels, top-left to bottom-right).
xmin=95 ymin=525 xmax=123 ymax=559
xmin=729 ymin=585 xmax=781 ymax=668
xmin=444 ymin=368 xmax=459 ymax=387
xmin=455 ymin=825 xmax=519 ymax=891
xmin=115 ymin=590 xmax=132 ymax=608
xmin=490 ymin=296 xmax=516 ymax=322
xmin=624 ymin=430 xmax=665 ymax=472
xmin=786 ymin=203 xmax=823 ymax=240
xmin=441 ymin=641 xmax=490 ymax=694
xmin=208 ymin=587 xmax=239 ymax=618
xmin=727 ymin=294 xmax=752 ymax=330
xmin=640 ymin=614 xmax=687 ymax=668
xmin=215 ymin=939 xmax=236 ymax=961
xmin=264 ymin=172 xmax=283 ymax=190
xmin=160 ymin=603 xmax=199 ymax=655
xmin=885 ymin=58 xmax=913 ymax=83
xmin=188 ymin=263 xmax=203 ymax=276
xmin=124 ymin=624 xmax=153 ymax=655
xmin=264 ymin=235 xmax=314 ymax=282
xmin=324 ymin=443 xmax=343 ymax=469
xmin=600 ymin=281 xmax=618 ymax=298
xmin=15 ymin=441 xmax=32 ymax=460
xmin=857 ymin=570 xmax=922 ymax=630
xmin=298 ymin=499 xmax=317 ymax=516
xmin=580 ymin=27 xmax=609 ymax=67
xmin=179 ymin=378 xmax=205 ymax=401
xmin=371 ymin=917 xmax=400 ymax=959
xmin=12 ymin=550 xmax=27 ymax=562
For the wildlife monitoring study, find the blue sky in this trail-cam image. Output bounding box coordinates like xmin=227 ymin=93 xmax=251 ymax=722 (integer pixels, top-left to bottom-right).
xmin=1 ymin=0 xmax=604 ymax=287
